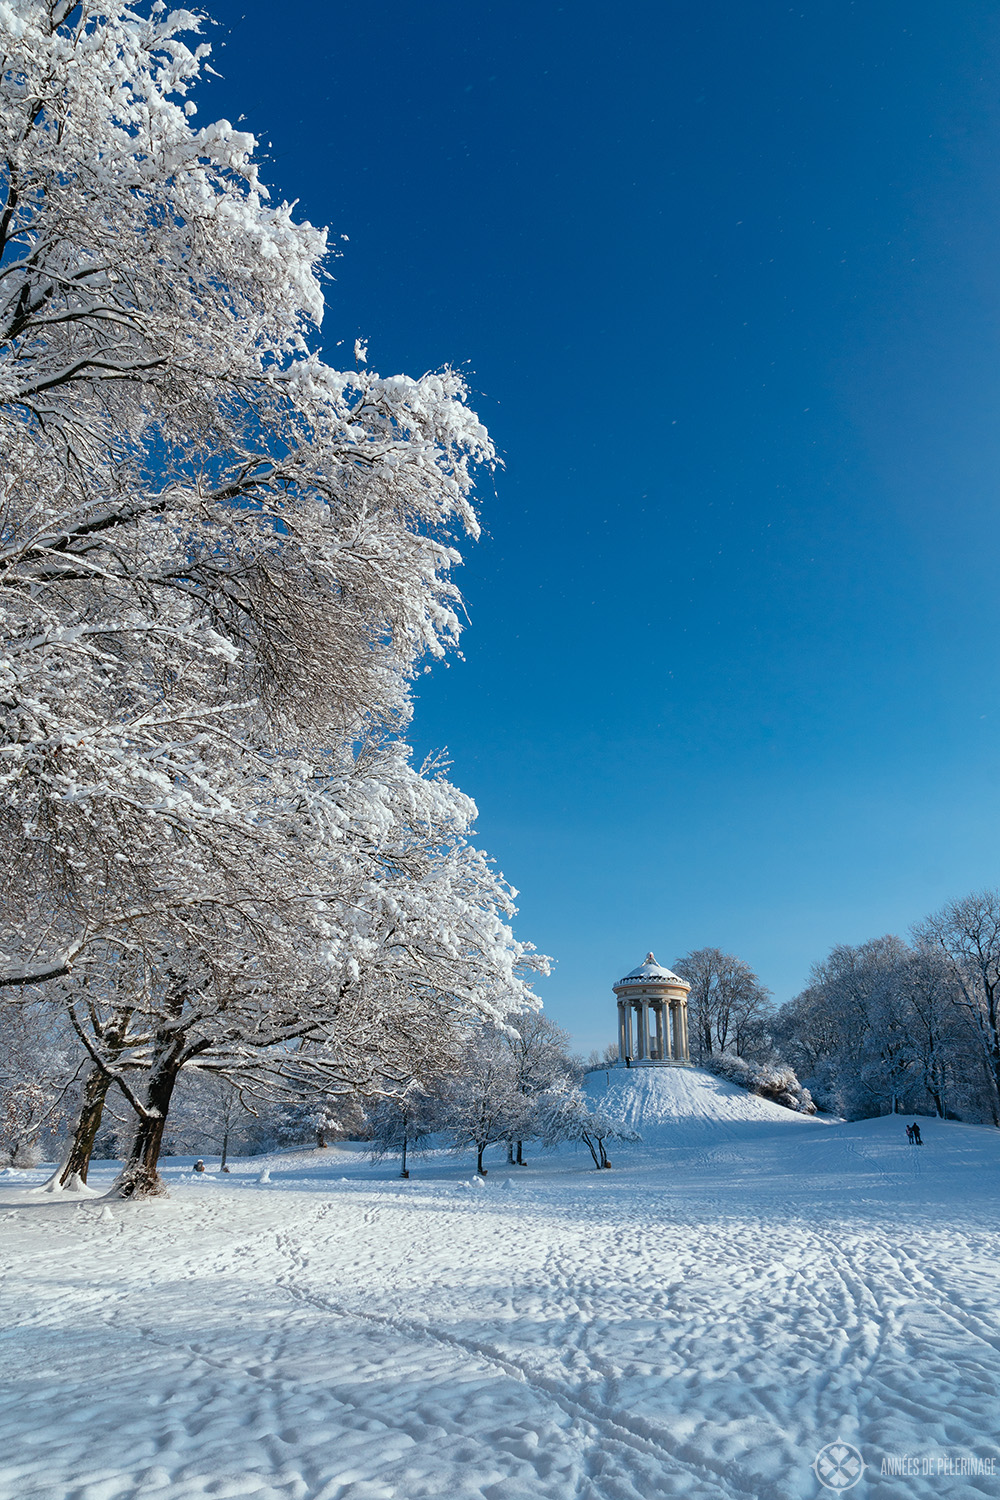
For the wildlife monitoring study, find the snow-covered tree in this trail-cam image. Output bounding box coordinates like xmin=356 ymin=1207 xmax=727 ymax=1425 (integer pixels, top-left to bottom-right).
xmin=916 ymin=891 xmax=1000 ymax=1125
xmin=368 ymin=1089 xmax=437 ymax=1180
xmin=0 ymin=998 xmax=79 ymax=1164
xmin=774 ymin=931 xmax=982 ymax=1122
xmin=0 ymin=0 xmax=495 ymax=994
xmin=442 ymin=1028 xmax=523 ymax=1176
xmin=50 ymin=742 xmax=543 ymax=1196
xmin=501 ymin=1012 xmax=574 ymax=1164
xmin=701 ymin=1051 xmax=815 ymax=1113
xmin=164 ymin=1074 xmax=250 ymax=1169
xmin=536 ymin=1085 xmax=638 ymax=1169
xmin=0 ymin=2 xmax=547 ymax=1195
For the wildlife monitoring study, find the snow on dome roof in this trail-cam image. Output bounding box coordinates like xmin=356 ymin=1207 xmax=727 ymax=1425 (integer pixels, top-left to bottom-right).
xmin=616 ymin=951 xmax=685 ymax=985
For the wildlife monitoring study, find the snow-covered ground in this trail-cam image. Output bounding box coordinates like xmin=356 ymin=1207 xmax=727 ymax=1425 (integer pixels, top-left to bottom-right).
xmin=2 ymin=1068 xmax=1000 ymax=1500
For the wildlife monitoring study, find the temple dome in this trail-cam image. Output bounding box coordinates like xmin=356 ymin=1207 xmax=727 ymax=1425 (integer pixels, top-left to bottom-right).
xmin=616 ymin=951 xmax=685 ymax=986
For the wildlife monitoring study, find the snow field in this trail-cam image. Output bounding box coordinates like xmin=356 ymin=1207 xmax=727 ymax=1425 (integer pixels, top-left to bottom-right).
xmin=2 ymin=1069 xmax=1000 ymax=1500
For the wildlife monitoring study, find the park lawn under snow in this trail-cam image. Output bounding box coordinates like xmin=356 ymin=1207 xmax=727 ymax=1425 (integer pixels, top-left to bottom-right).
xmin=2 ymin=1070 xmax=1000 ymax=1500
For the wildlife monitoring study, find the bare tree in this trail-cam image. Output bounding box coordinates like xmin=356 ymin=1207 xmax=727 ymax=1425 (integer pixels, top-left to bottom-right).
xmin=672 ymin=948 xmax=772 ymax=1060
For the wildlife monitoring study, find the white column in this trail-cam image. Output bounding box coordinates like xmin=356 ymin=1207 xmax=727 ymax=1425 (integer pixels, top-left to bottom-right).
xmin=662 ymin=1002 xmax=672 ymax=1060
xmin=617 ymin=1001 xmax=627 ymax=1063
xmin=653 ymin=1003 xmax=664 ymax=1061
xmin=679 ymin=1002 xmax=689 ymax=1061
xmin=640 ymin=1001 xmax=650 ymax=1060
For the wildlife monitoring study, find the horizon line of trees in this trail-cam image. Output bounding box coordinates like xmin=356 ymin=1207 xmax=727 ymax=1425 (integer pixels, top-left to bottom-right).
xmin=772 ymin=889 xmax=1000 ymax=1125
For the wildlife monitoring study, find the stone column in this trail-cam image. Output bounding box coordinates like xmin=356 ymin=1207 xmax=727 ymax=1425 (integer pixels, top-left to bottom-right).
xmin=662 ymin=1001 xmax=673 ymax=1060
xmin=679 ymin=1003 xmax=690 ymax=1061
xmin=638 ymin=1000 xmax=649 ymax=1060
xmin=653 ymin=1003 xmax=664 ymax=1062
xmin=617 ymin=1001 xmax=627 ymax=1063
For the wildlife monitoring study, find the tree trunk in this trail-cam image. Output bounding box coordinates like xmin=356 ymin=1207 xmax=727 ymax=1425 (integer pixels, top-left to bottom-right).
xmin=59 ymin=1065 xmax=112 ymax=1187
xmin=516 ymin=1140 xmax=524 ymax=1165
xmin=220 ymin=1125 xmax=230 ymax=1172
xmin=400 ymin=1132 xmax=409 ymax=1178
xmin=580 ymin=1131 xmax=601 ymax=1169
xmin=113 ymin=1051 xmax=183 ymax=1198
xmin=506 ymin=1140 xmax=514 ymax=1164
xmin=476 ymin=1143 xmax=487 ymax=1175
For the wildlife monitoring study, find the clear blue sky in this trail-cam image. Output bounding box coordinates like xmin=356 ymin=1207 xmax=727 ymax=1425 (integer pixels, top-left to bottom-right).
xmin=207 ymin=1 xmax=1000 ymax=1054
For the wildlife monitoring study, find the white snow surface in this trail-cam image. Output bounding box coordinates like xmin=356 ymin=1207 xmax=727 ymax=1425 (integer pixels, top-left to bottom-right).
xmin=2 ymin=1070 xmax=1000 ymax=1500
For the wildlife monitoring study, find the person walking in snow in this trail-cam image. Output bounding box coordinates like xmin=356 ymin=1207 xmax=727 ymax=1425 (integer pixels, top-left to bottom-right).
xmin=905 ymin=1124 xmax=914 ymax=1144
xmin=911 ymin=1123 xmax=922 ymax=1145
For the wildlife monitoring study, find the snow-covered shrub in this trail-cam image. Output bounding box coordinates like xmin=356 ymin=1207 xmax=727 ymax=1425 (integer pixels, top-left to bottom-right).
xmin=702 ymin=1052 xmax=815 ymax=1114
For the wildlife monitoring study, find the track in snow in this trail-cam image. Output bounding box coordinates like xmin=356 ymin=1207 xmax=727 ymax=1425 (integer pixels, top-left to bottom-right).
xmin=2 ymin=1080 xmax=1000 ymax=1500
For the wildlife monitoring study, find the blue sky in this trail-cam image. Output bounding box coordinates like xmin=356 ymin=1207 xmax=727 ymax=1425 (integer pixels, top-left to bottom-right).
xmin=207 ymin=1 xmax=1000 ymax=1053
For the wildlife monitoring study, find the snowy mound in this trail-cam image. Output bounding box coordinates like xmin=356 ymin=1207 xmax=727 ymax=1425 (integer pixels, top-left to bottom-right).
xmin=584 ymin=1064 xmax=826 ymax=1146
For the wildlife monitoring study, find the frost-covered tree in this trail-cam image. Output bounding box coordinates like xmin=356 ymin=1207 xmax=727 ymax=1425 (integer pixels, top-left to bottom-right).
xmin=0 ymin=2 xmax=546 ymax=1196
xmin=368 ymin=1088 xmax=439 ymax=1180
xmin=0 ymin=0 xmax=495 ymax=993
xmin=700 ymin=1051 xmax=815 ymax=1113
xmin=536 ymin=1085 xmax=638 ymax=1169
xmin=501 ymin=1012 xmax=574 ymax=1164
xmin=673 ymin=948 xmax=773 ymax=1061
xmin=51 ymin=742 xmax=543 ymax=1196
xmin=164 ymin=1074 xmax=250 ymax=1169
xmin=916 ymin=890 xmax=1000 ymax=1125
xmin=0 ymin=998 xmax=79 ymax=1164
xmin=774 ymin=932 xmax=982 ymax=1122
xmin=442 ymin=1027 xmax=523 ymax=1176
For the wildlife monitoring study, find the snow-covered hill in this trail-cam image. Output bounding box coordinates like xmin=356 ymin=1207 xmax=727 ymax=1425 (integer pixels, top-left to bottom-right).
xmin=584 ymin=1062 xmax=828 ymax=1145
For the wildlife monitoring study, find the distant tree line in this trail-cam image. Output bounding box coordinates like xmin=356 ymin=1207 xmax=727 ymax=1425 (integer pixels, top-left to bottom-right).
xmin=653 ymin=891 xmax=1000 ymax=1125
xmin=772 ymin=890 xmax=1000 ymax=1124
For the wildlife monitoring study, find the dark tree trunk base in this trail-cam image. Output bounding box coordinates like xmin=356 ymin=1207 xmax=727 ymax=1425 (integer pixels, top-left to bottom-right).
xmin=111 ymin=1159 xmax=169 ymax=1199
xmin=114 ymin=1050 xmax=183 ymax=1198
xmin=60 ymin=1068 xmax=113 ymax=1188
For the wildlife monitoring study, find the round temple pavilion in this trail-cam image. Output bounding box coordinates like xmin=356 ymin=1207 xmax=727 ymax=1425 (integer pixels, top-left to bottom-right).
xmin=614 ymin=953 xmax=691 ymax=1065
